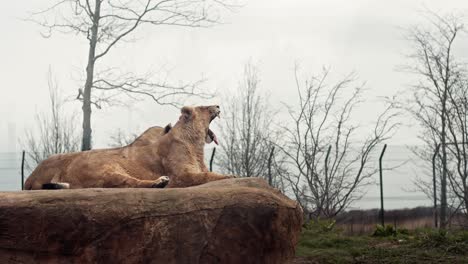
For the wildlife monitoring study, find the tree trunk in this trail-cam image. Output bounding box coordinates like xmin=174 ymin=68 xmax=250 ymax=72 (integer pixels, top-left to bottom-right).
xmin=81 ymin=1 xmax=101 ymax=151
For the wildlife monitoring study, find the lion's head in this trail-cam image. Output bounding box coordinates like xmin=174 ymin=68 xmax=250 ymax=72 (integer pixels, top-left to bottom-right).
xmin=176 ymin=105 xmax=220 ymax=145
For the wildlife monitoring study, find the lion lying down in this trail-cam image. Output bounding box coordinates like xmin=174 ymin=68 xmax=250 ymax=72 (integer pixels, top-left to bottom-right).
xmin=25 ymin=105 xmax=229 ymax=189
xmin=128 ymin=123 xmax=173 ymax=147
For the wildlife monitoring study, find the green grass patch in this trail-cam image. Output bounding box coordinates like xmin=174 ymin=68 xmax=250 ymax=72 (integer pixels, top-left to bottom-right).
xmin=296 ymin=220 xmax=468 ymax=263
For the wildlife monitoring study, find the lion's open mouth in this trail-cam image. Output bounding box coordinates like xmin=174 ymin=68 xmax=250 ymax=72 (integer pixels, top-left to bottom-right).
xmin=206 ymin=110 xmax=220 ymax=145
xmin=207 ymin=129 xmax=218 ymax=145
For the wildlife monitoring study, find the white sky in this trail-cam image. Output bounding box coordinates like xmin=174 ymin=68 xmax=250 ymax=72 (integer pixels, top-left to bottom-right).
xmin=2 ymin=0 xmax=468 ymax=151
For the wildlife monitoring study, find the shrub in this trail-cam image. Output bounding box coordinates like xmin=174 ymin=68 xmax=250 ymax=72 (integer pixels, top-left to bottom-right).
xmin=304 ymin=219 xmax=337 ymax=232
xmin=373 ymin=225 xmax=397 ymax=237
xmin=418 ymin=229 xmax=448 ymax=247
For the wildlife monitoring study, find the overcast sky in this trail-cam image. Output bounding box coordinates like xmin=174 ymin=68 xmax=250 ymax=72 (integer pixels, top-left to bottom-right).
xmin=1 ymin=0 xmax=468 ymax=152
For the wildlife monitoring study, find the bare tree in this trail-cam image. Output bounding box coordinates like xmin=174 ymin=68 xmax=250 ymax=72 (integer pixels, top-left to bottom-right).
xmin=277 ymin=67 xmax=399 ymax=219
xmin=446 ymin=80 xmax=468 ymax=218
xmin=412 ymin=71 xmax=468 ymax=223
xmin=29 ymin=0 xmax=236 ymax=150
xmin=404 ymin=11 xmax=465 ymax=228
xmin=108 ymin=128 xmax=138 ymax=147
xmin=23 ymin=70 xmax=80 ymax=171
xmin=216 ymin=63 xmax=286 ymax=189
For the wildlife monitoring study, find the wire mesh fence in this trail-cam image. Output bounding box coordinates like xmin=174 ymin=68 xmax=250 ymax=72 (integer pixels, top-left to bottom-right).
xmin=1 ymin=146 xmax=457 ymax=231
xmin=0 ymin=146 xmax=430 ymax=196
xmin=0 ymin=152 xmax=25 ymax=191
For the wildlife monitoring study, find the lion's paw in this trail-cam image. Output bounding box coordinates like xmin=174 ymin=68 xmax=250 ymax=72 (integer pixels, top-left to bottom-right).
xmin=152 ymin=176 xmax=170 ymax=188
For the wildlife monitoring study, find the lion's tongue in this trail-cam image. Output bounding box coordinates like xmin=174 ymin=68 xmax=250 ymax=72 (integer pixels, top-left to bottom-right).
xmin=207 ymin=129 xmax=219 ymax=145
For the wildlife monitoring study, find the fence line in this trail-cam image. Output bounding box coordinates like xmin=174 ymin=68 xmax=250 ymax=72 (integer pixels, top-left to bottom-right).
xmin=0 ymin=148 xmax=433 ymax=212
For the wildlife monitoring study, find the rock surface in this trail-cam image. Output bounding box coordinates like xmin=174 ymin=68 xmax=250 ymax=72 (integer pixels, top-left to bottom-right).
xmin=0 ymin=178 xmax=302 ymax=264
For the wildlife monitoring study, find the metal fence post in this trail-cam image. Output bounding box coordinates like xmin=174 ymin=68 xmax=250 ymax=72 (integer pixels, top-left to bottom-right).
xmin=267 ymin=146 xmax=275 ymax=186
xmin=21 ymin=150 xmax=25 ymax=190
xmin=432 ymin=143 xmax=441 ymax=228
xmin=209 ymin=148 xmax=216 ymax=172
xmin=379 ymin=144 xmax=387 ymax=226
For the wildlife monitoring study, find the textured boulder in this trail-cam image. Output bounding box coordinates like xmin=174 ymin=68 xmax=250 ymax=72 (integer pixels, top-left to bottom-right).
xmin=0 ymin=178 xmax=302 ymax=264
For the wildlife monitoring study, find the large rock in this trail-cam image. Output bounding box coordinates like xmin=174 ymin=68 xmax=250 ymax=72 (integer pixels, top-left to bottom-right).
xmin=0 ymin=178 xmax=302 ymax=264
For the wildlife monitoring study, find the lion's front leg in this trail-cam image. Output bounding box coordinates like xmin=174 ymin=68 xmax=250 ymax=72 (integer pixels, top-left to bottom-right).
xmin=167 ymin=172 xmax=234 ymax=188
xmin=200 ymin=172 xmax=236 ymax=183
xmin=101 ymin=173 xmax=169 ymax=188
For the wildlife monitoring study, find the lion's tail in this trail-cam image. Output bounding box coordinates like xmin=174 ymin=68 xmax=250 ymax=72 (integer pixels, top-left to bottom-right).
xmin=42 ymin=182 xmax=70 ymax=190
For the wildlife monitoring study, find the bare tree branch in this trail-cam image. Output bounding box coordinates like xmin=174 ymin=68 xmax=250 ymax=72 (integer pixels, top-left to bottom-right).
xmin=216 ymin=62 xmax=287 ymax=191
xmin=22 ymin=69 xmax=80 ymax=171
xmin=403 ymin=11 xmax=468 ymax=225
xmin=278 ymin=67 xmax=400 ymax=218
xmin=28 ymin=0 xmax=236 ymax=150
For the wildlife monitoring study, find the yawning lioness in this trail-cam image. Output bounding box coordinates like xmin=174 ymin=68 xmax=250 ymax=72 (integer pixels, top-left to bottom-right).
xmin=25 ymin=105 xmax=231 ymax=189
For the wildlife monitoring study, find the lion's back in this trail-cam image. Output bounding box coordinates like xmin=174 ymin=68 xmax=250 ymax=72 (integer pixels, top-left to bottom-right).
xmin=130 ymin=126 xmax=165 ymax=147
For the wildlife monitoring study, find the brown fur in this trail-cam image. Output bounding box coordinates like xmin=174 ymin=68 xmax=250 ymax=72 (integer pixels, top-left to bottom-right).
xmin=129 ymin=123 xmax=172 ymax=147
xmin=25 ymin=105 xmax=230 ymax=189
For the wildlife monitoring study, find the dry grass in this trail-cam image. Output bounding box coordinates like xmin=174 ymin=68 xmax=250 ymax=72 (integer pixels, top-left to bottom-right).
xmin=333 ymin=207 xmax=466 ymax=235
xmin=295 ymin=219 xmax=468 ymax=264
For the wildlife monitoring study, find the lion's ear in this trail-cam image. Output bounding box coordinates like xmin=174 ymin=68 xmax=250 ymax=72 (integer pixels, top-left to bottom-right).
xmin=164 ymin=123 xmax=172 ymax=134
xmin=180 ymin=106 xmax=193 ymax=121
